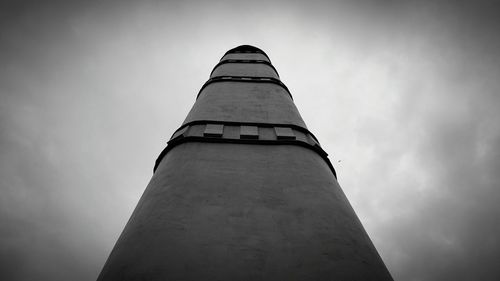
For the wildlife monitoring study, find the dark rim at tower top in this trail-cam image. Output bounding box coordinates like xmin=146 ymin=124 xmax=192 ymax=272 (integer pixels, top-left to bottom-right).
xmin=223 ymin=45 xmax=271 ymax=61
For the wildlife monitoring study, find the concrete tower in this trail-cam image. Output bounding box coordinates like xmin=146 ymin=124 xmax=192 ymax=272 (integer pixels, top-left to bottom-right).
xmin=97 ymin=45 xmax=393 ymax=281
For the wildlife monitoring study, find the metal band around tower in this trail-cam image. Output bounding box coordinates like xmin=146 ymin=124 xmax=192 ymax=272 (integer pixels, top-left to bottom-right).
xmin=154 ymin=121 xmax=337 ymax=178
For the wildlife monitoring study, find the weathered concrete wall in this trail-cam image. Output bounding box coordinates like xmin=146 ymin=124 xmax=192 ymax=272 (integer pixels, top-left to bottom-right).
xmin=211 ymin=63 xmax=279 ymax=78
xmin=98 ymin=143 xmax=392 ymax=281
xmin=184 ymin=82 xmax=306 ymax=127
xmin=221 ymin=53 xmax=269 ymax=62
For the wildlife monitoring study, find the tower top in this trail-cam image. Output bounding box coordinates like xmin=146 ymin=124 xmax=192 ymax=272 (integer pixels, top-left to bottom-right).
xmin=223 ymin=45 xmax=270 ymax=61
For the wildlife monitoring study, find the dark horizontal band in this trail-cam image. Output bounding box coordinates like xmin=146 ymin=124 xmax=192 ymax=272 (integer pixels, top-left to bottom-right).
xmin=210 ymin=59 xmax=280 ymax=78
xmin=197 ymin=76 xmax=292 ymax=100
xmin=174 ymin=120 xmax=319 ymax=144
xmin=153 ymin=122 xmax=336 ymax=178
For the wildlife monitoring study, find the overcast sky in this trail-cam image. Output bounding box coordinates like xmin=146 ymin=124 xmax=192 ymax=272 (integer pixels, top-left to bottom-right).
xmin=1 ymin=0 xmax=499 ymax=280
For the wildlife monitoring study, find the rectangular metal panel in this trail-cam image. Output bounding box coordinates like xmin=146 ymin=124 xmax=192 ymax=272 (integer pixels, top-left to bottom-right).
xmin=171 ymin=126 xmax=188 ymax=140
xmin=204 ymin=124 xmax=224 ymax=137
xmin=240 ymin=126 xmax=259 ymax=139
xmin=274 ymin=127 xmax=296 ymax=140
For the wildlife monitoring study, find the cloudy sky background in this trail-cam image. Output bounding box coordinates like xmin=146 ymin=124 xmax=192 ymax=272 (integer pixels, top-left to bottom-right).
xmin=1 ymin=0 xmax=499 ymax=280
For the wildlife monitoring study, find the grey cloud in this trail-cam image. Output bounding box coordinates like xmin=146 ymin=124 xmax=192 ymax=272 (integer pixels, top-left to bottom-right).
xmin=1 ymin=1 xmax=500 ymax=281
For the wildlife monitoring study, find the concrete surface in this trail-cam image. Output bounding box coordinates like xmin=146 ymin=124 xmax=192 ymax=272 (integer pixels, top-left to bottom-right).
xmin=211 ymin=63 xmax=279 ymax=78
xmin=186 ymin=82 xmax=305 ymax=128
xmin=98 ymin=143 xmax=393 ymax=281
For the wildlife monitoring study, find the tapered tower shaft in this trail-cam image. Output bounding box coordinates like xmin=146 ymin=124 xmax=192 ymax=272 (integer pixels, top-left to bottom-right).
xmin=97 ymin=45 xmax=393 ymax=281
